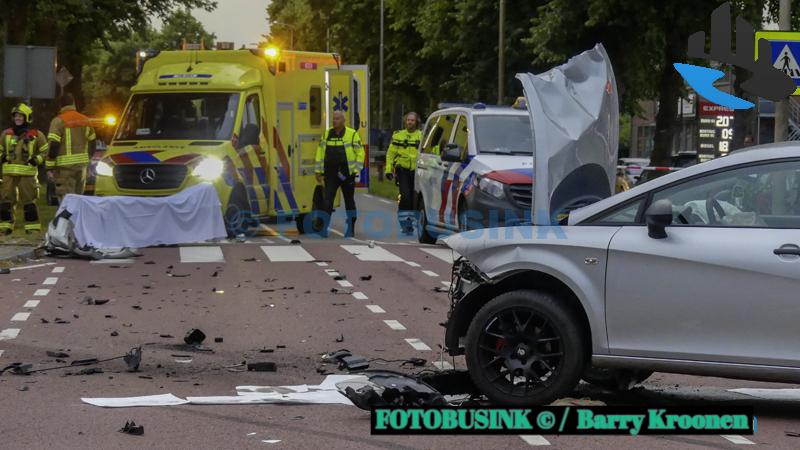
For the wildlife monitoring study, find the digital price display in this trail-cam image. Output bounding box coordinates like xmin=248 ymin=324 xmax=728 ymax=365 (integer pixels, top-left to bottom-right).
xmin=698 ymin=101 xmax=734 ymax=162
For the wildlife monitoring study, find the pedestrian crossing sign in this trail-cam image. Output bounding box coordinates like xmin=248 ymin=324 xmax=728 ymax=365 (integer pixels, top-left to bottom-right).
xmin=755 ymin=31 xmax=800 ymax=95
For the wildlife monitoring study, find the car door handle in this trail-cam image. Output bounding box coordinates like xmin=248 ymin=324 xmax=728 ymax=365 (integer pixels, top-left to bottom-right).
xmin=774 ymin=246 xmax=800 ymax=256
xmin=287 ymin=145 xmax=293 ymax=157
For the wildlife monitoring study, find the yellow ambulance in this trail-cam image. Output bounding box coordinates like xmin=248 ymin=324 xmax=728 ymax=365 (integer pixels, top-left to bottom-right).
xmin=94 ymin=47 xmax=370 ymax=236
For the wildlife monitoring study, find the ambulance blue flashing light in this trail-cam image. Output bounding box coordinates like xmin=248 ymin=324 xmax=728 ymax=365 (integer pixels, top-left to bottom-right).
xmin=472 ymin=102 xmax=487 ymax=109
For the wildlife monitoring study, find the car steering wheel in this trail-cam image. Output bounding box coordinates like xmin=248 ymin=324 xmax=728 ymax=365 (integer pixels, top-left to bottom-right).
xmin=705 ymin=191 xmax=728 ymax=225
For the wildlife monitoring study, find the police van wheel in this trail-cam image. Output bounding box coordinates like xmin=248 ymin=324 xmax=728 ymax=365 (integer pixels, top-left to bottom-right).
xmin=416 ymin=198 xmax=437 ymax=244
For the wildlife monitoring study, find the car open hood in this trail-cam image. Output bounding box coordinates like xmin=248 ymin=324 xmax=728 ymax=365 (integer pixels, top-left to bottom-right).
xmin=516 ymin=43 xmax=619 ymax=225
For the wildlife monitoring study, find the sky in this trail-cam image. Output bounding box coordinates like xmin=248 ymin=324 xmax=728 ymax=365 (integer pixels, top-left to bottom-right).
xmin=154 ymin=0 xmax=271 ymax=48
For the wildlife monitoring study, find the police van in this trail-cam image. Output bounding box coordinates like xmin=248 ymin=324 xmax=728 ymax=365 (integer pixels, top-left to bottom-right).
xmin=94 ymin=47 xmax=369 ymax=235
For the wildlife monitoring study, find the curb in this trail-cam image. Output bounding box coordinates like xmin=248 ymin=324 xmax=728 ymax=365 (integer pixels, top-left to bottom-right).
xmin=0 ymin=245 xmax=39 ymax=262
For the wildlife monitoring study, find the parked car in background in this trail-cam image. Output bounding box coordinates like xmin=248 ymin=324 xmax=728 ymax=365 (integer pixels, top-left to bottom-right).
xmin=618 ymin=157 xmax=648 ymax=184
xmin=444 ymin=143 xmax=800 ymax=405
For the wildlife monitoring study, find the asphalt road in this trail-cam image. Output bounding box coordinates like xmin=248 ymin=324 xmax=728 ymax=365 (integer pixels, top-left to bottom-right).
xmin=1 ymin=193 xmax=799 ymax=449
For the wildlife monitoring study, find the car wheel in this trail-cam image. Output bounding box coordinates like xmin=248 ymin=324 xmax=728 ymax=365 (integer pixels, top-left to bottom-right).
xmin=224 ymin=184 xmax=251 ymax=238
xmin=416 ymin=196 xmax=437 ymax=244
xmin=582 ymin=368 xmax=652 ymax=391
xmin=465 ymin=289 xmax=586 ymax=406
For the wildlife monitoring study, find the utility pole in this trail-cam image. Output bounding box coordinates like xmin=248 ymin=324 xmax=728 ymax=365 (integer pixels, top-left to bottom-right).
xmin=497 ymin=0 xmax=506 ymax=104
xmin=775 ymin=0 xmax=791 ymax=142
xmin=379 ymin=0 xmax=385 ymax=130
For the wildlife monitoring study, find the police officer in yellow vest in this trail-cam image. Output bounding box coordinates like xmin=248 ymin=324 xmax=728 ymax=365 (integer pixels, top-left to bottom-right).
xmin=314 ymin=111 xmax=364 ymax=238
xmin=0 ymin=104 xmax=48 ymax=234
xmin=46 ymin=93 xmax=96 ymax=202
xmin=385 ymin=112 xmax=421 ymax=234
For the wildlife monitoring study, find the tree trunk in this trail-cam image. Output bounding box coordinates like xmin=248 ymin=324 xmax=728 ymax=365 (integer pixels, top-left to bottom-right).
xmin=650 ymin=36 xmax=683 ymax=167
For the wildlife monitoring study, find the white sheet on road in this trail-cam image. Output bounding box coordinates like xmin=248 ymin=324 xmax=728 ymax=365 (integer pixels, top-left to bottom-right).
xmin=187 ymin=390 xmax=354 ymax=405
xmin=58 ymin=183 xmax=226 ymax=249
xmin=81 ymin=393 xmax=189 ymax=408
xmin=728 ymin=388 xmax=800 ymax=400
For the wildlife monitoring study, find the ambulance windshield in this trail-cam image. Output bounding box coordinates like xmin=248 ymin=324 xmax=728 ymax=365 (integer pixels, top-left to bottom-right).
xmin=474 ymin=115 xmax=534 ymax=155
xmin=116 ymin=92 xmax=240 ymax=141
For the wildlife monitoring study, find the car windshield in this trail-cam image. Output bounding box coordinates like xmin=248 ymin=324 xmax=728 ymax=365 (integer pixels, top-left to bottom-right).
xmin=115 ymin=92 xmax=240 ymax=140
xmin=474 ymin=115 xmax=534 ymax=154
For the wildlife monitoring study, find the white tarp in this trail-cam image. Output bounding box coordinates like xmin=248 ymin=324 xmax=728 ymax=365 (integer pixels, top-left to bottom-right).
xmin=56 ymin=183 xmax=226 ymax=248
xmin=80 ymin=393 xmax=189 ymax=408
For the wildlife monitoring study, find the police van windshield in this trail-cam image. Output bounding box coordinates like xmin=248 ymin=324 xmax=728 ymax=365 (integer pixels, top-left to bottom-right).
xmin=116 ymin=92 xmax=240 ymax=140
xmin=474 ymin=115 xmax=534 ymax=154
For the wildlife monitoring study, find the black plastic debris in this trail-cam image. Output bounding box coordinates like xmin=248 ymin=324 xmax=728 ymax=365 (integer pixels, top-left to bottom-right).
xmin=132 ymin=305 xmax=142 ymax=310
xmin=144 ymin=261 xmax=156 ymax=265
xmin=159 ymin=334 xmax=174 ymax=339
xmin=40 ymin=318 xmax=49 ymax=324
xmin=259 ymin=348 xmax=274 ymax=353
xmin=119 ymin=421 xmax=144 ymax=436
xmin=184 ymin=329 xmax=206 ymax=345
xmin=290 ymin=239 xmax=301 ymax=245
xmin=333 ymin=275 xmax=346 ymax=281
xmin=1 ymin=363 xmax=33 ymax=375
xmin=423 ymin=307 xmax=431 ymax=311
xmin=169 ymin=273 xmax=190 ymax=278
xmin=46 ymin=351 xmax=70 ymax=358
xmin=247 ymin=362 xmax=277 ymax=372
xmin=110 ymin=331 xmax=119 ymax=337
xmin=0 ymin=268 xmax=11 ymax=275
xmin=339 ymin=355 xmax=369 ymax=371
xmin=17 ymin=385 xmax=29 ymax=391
xmin=78 ymin=367 xmax=104 ymax=375
xmin=242 ymin=257 xmax=257 ymax=262
xmin=418 ymin=370 xmax=480 ymax=396
xmin=214 ymin=337 xmax=223 ymax=343
xmin=360 ymin=275 xmax=372 ymax=281
xmin=433 ymin=286 xmax=448 ymax=293
xmin=93 ymin=299 xmax=109 ymax=305
xmin=336 ymin=370 xmax=446 ymax=410
xmin=71 ymin=358 xmax=99 ymax=367
xmin=211 ymin=271 xmax=218 ymax=277
xmin=335 ymin=334 xmax=345 ymax=343
xmin=87 ymin=284 xmax=100 ymax=288
xmin=124 ymin=347 xmax=142 ymax=372
xmin=54 ymin=318 xmax=70 ymax=324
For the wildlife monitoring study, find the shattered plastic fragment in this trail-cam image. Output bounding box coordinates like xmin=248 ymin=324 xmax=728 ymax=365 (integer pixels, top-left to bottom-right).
xmin=118 ymin=421 xmax=144 ymax=435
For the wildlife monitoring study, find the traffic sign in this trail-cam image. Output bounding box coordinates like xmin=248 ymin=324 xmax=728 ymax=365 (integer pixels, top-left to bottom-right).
xmin=56 ymin=66 xmax=73 ymax=87
xmin=755 ymin=31 xmax=800 ymax=95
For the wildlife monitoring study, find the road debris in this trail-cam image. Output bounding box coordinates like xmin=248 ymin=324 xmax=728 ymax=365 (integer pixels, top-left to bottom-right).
xmin=183 ymin=328 xmax=206 ymax=345
xmin=111 ymin=331 xmax=119 ymax=337
xmin=290 ymin=239 xmax=301 ymax=244
xmin=247 ymin=362 xmax=277 ymax=372
xmin=118 ymin=421 xmax=144 ymax=435
xmin=47 ymin=351 xmax=70 ymax=358
xmin=335 ymin=334 xmax=345 ymax=343
xmin=337 ymin=370 xmax=446 ymax=409
xmin=0 ymin=268 xmax=11 ymax=274
xmin=214 ymin=337 xmax=224 ymax=343
xmin=360 ymin=275 xmax=372 ymax=281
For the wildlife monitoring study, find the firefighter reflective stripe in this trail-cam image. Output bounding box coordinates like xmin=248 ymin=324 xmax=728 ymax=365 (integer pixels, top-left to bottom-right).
xmin=45 ymin=152 xmax=89 ymax=168
xmin=24 ymin=223 xmax=41 ymax=231
xmin=1 ymin=163 xmax=36 ymax=176
xmin=47 ymin=132 xmax=62 ymax=142
xmin=314 ymin=127 xmax=364 ymax=175
xmin=86 ymin=126 xmax=96 ymax=142
xmin=65 ymin=127 xmax=72 ymax=155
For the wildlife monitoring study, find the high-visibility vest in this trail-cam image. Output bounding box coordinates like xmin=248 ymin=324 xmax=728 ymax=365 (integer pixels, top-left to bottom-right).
xmin=46 ymin=105 xmax=96 ymax=168
xmin=314 ymin=127 xmax=364 ymax=175
xmin=386 ymin=129 xmax=421 ymax=172
xmin=0 ymin=128 xmax=48 ymax=176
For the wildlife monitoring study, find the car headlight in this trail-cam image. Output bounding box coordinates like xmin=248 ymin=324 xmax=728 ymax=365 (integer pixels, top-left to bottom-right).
xmin=192 ymin=157 xmax=224 ymax=181
xmin=478 ymin=176 xmax=506 ymax=199
xmin=96 ymin=160 xmax=113 ymax=177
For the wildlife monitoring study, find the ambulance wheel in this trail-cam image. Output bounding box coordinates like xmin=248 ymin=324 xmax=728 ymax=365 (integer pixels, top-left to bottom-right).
xmin=416 ymin=197 xmax=437 ymax=244
xmin=225 ymin=184 xmax=251 ymax=238
xmin=296 ymin=187 xmax=325 ymax=234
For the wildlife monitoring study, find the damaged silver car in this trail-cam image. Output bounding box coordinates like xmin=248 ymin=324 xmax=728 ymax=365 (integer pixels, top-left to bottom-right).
xmin=443 ymin=45 xmax=800 ymax=405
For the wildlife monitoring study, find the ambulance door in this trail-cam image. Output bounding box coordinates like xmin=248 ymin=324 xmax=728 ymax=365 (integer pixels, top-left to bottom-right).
xmin=275 ymin=102 xmax=299 ymax=214
xmin=238 ymin=91 xmax=270 ymax=217
xmin=325 ymin=69 xmax=354 ymax=128
xmin=291 ymin=81 xmax=324 ymax=214
xmin=342 ymin=65 xmax=370 ymax=190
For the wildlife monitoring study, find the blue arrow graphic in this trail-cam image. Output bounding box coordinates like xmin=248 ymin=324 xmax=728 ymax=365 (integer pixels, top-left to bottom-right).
xmin=674 ymin=63 xmax=754 ymax=109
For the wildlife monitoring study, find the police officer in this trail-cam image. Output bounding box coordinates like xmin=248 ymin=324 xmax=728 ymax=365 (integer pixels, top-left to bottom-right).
xmin=46 ymin=93 xmax=96 ymax=202
xmin=314 ymin=111 xmax=364 ymax=238
xmin=0 ymin=104 xmax=48 ymax=234
xmin=385 ymin=112 xmax=421 ymax=234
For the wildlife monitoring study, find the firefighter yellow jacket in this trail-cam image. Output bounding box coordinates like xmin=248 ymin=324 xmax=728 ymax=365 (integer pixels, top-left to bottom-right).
xmin=0 ymin=128 xmax=48 ymax=176
xmin=46 ymin=105 xmax=96 ymax=168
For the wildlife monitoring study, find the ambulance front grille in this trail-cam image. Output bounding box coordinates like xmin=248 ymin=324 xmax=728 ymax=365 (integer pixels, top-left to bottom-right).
xmin=114 ymin=164 xmax=187 ymax=190
xmin=508 ymin=184 xmax=532 ymax=208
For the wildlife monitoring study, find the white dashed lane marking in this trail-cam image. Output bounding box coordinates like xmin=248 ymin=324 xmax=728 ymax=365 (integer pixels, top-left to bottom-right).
xmin=43 ymin=277 xmax=58 ymax=285
xmin=441 ymin=281 xmax=451 ymax=287
xmin=179 ymin=246 xmax=225 ymax=263
xmin=352 ymin=292 xmax=368 ymax=300
xmin=0 ymin=350 xmax=4 ymax=357
xmin=721 ymin=435 xmax=756 ymax=445
xmin=366 ymin=305 xmax=385 ymax=313
xmin=404 ymin=261 xmax=421 ymax=267
xmin=23 ymin=300 xmax=40 ymax=308
xmin=52 ymin=266 xmax=65 ymax=273
xmin=261 ymin=245 xmax=315 ymax=262
xmin=422 ymin=270 xmax=439 ymax=277
xmin=341 ymin=245 xmax=404 ymax=262
xmin=11 ymin=312 xmax=30 ymax=322
xmin=315 ymin=262 xmax=329 ymax=267
xmin=384 ymin=320 xmax=407 ymax=331
xmin=520 ymin=435 xmax=551 ymax=446
xmin=0 ymin=329 xmax=21 ymax=341
xmin=33 ymin=289 xmax=50 ymax=296
xmin=336 ymin=280 xmax=354 ymax=288
xmin=405 ymin=338 xmax=431 ymax=351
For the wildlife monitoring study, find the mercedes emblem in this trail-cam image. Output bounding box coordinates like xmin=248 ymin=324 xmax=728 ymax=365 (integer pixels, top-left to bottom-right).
xmin=139 ymin=168 xmax=156 ymax=184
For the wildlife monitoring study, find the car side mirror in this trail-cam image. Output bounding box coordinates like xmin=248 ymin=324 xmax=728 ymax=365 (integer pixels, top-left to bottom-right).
xmin=442 ymin=144 xmax=464 ymax=163
xmin=646 ymin=199 xmax=673 ymax=239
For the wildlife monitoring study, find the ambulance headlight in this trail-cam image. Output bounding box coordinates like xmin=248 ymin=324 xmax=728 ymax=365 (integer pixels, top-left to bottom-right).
xmin=192 ymin=157 xmax=224 ymax=181
xmin=96 ymin=161 xmax=113 ymax=177
xmin=478 ymin=176 xmax=506 ymax=199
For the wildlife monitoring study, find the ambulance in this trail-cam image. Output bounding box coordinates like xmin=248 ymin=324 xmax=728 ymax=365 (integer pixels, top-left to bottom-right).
xmin=94 ymin=47 xmax=370 ymax=235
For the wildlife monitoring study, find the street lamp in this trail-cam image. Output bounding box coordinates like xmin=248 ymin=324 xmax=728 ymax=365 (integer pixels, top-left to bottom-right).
xmin=271 ymin=22 xmax=295 ymax=50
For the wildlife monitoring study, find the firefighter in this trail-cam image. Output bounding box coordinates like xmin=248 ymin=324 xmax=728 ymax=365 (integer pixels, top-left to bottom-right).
xmin=314 ymin=111 xmax=365 ymax=238
xmin=46 ymin=93 xmax=96 ymax=202
xmin=385 ymin=112 xmax=421 ymax=234
xmin=0 ymin=103 xmax=48 ymax=234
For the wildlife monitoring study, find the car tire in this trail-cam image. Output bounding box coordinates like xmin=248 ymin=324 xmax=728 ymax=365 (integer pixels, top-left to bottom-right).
xmin=224 ymin=184 xmax=251 ymax=238
xmin=416 ymin=196 xmax=437 ymax=244
xmin=581 ymin=368 xmax=652 ymax=391
xmin=465 ymin=289 xmax=587 ymax=406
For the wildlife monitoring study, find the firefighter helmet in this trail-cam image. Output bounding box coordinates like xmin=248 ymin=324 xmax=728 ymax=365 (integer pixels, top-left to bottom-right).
xmin=11 ymin=103 xmax=33 ymax=123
